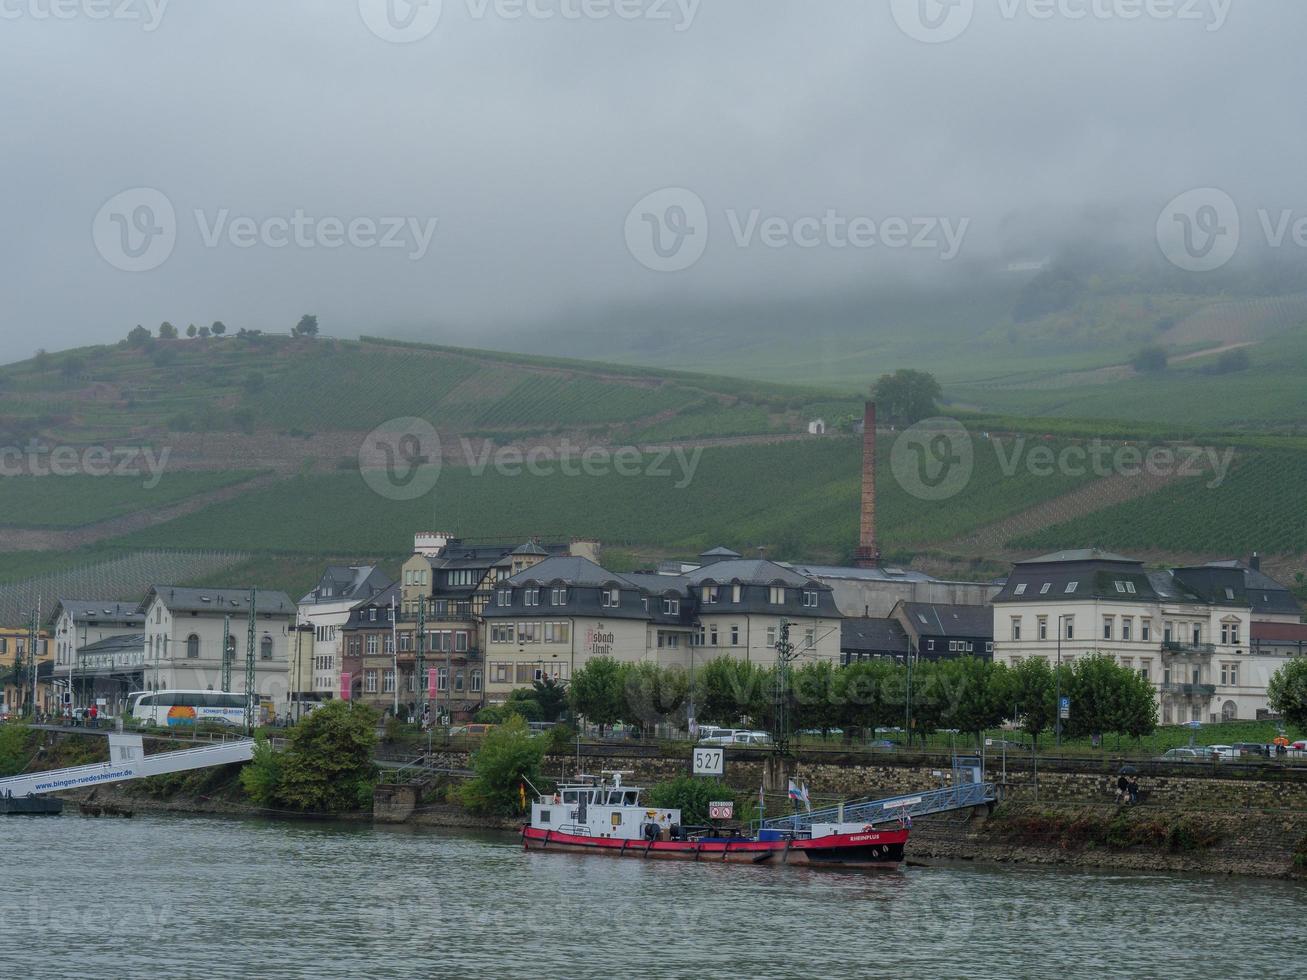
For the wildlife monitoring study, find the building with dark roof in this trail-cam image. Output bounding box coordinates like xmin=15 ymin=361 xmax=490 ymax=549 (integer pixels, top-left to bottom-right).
xmin=480 ymin=548 xmax=841 ymax=702
xmin=137 ymin=585 xmax=296 ymax=705
xmin=993 ymin=550 xmax=1303 ymax=725
xmin=839 ymin=618 xmax=910 ymax=664
xmin=892 ymin=601 xmax=994 ymax=662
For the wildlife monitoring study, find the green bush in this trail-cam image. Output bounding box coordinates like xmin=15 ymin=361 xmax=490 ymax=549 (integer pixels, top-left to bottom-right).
xmin=238 ymin=701 xmax=378 ymax=813
xmin=459 ymin=716 xmax=547 ymax=816
xmin=647 ymin=776 xmax=742 ymax=826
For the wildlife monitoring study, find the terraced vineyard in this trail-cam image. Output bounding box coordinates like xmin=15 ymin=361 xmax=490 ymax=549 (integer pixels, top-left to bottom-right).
xmin=116 ymin=435 xmax=1098 ymax=563
xmin=1012 ymin=449 xmax=1307 ymax=556
xmin=0 ymin=470 xmax=263 ymax=528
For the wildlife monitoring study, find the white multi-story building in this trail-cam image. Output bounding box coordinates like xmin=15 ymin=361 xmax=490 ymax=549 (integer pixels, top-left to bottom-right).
xmin=138 ymin=586 xmax=296 ymax=703
xmin=993 ymin=550 xmax=1303 ymax=724
xmin=294 ymin=565 xmax=393 ymax=704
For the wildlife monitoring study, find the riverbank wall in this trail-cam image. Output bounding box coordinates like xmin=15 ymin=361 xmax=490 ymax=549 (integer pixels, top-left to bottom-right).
xmin=380 ymin=744 xmax=1307 ymax=877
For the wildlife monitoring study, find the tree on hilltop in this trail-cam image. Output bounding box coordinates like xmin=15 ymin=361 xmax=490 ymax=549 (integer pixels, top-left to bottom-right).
xmin=871 ymin=368 xmax=942 ymax=423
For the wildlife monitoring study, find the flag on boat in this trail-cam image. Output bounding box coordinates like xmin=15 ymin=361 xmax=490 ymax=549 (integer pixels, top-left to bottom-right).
xmin=788 ymin=779 xmax=811 ymax=812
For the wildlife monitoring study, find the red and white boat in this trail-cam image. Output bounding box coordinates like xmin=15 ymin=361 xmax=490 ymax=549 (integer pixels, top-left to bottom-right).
xmin=521 ymin=773 xmax=908 ymax=870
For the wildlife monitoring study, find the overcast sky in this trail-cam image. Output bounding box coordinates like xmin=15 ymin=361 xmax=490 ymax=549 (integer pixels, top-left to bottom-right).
xmin=1 ymin=0 xmax=1303 ymax=362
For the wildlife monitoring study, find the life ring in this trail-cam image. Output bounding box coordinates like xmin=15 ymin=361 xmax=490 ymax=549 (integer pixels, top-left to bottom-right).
xmin=862 ymin=824 xmax=875 ymax=832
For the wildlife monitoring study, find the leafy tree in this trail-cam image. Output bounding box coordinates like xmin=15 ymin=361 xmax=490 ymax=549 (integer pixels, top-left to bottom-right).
xmin=239 ymin=734 xmax=284 ymax=806
xmin=791 ymin=660 xmax=842 ymax=734
xmin=697 ymin=656 xmax=769 ymax=727
xmin=126 ymin=325 xmax=153 ymax=347
xmin=569 ymin=656 xmax=625 ymax=732
xmin=211 ymin=320 xmax=227 ymax=336
xmin=248 ymin=700 xmax=378 ymax=812
xmin=1133 ymin=346 xmax=1168 ymax=373
xmin=623 ymin=662 xmax=689 ymax=732
xmin=33 ymin=349 xmax=49 ymax=370
xmin=839 ymin=658 xmax=902 ymax=735
xmin=871 ymin=368 xmax=942 ymax=423
xmin=294 ymin=314 xmax=319 ymax=337
xmin=1207 ymin=347 xmax=1250 ymax=375
xmin=459 ymin=715 xmax=547 ymax=815
xmin=159 ymin=321 xmax=178 ymax=339
xmin=1268 ymin=658 xmax=1307 ymax=731
xmin=198 ymin=325 xmax=211 ymax=338
xmin=500 ymin=687 xmax=544 ymax=723
xmin=0 ymin=723 xmax=32 ymax=777
xmin=186 ymin=323 xmax=198 ymax=338
xmin=648 ymin=776 xmax=741 ymax=825
xmin=1009 ymin=657 xmax=1056 ymax=746
xmin=1116 ymin=668 xmax=1158 ymax=741
xmin=938 ymin=657 xmax=1010 ymax=741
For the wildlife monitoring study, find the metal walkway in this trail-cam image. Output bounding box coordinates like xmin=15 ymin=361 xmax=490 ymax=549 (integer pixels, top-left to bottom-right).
xmin=0 ymin=733 xmax=254 ymax=798
xmin=760 ymin=781 xmax=996 ymax=833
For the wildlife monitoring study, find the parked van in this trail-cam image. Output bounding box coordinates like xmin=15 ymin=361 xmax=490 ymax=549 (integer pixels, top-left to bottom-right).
xmin=697 ymin=727 xmax=737 ymax=745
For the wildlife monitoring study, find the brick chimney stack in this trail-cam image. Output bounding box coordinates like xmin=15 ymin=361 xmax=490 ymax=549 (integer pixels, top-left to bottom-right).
xmin=854 ymin=401 xmax=881 ymax=568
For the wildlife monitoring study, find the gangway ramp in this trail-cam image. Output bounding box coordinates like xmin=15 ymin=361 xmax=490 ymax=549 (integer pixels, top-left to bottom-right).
xmin=760 ymin=781 xmax=997 ymax=834
xmin=0 ymin=733 xmax=254 ymax=798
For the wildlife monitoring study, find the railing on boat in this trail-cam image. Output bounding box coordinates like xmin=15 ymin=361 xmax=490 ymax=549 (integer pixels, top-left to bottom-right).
xmin=758 ymin=781 xmax=996 ymax=834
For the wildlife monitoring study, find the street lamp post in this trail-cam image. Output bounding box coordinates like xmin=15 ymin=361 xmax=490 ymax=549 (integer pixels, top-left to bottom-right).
xmin=1055 ymin=614 xmax=1070 ymax=750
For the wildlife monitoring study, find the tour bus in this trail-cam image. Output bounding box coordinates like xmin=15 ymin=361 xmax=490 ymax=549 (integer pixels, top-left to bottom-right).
xmin=127 ymin=690 xmax=251 ymax=729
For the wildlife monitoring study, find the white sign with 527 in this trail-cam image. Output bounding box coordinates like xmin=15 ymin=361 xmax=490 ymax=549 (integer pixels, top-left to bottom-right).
xmin=692 ymin=747 xmax=723 ymax=776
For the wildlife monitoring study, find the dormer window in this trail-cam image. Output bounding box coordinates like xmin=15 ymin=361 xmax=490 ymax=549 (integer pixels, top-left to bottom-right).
xmin=802 ymin=590 xmax=818 ymax=608
xmin=524 ymin=588 xmax=540 ymax=607
xmin=703 ymin=586 xmax=719 ymax=605
xmin=551 ymin=588 xmax=569 ymax=605
xmin=497 ymin=589 xmax=513 ymax=606
xmin=663 ymin=598 xmax=679 ymax=615
xmin=1013 ymin=584 xmax=1027 ymax=596
xmin=768 ymin=586 xmax=785 ymax=604
xmin=602 ymin=588 xmax=621 ymax=608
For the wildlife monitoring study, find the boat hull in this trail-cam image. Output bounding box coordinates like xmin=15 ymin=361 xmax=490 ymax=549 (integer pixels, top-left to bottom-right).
xmin=522 ymin=826 xmax=907 ymax=869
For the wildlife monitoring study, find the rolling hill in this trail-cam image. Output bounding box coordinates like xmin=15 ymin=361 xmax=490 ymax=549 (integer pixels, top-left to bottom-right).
xmin=0 ymin=328 xmax=1303 ymax=610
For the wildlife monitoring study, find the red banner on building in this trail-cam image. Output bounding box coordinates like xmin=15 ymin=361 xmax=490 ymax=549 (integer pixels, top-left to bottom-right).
xmin=340 ymin=672 xmax=351 ymax=701
xmin=427 ymin=668 xmax=438 ymax=698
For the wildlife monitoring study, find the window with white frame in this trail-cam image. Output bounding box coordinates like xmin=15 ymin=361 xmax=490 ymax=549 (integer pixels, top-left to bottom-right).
xmin=702 ymin=586 xmax=719 ymax=605
xmin=1011 ymin=617 xmax=1022 ymax=641
xmin=524 ymin=588 xmax=540 ymax=607
xmin=663 ymin=598 xmax=679 ymax=615
xmin=498 ymin=589 xmax=512 ymax=606
xmin=551 ymin=588 xmax=569 ymax=605
xmin=769 ymin=586 xmax=785 ymax=604
xmin=803 ymin=590 xmax=818 ymax=608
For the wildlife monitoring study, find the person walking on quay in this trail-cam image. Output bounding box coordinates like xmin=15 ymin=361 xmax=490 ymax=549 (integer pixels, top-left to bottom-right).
xmin=1116 ymin=773 xmax=1129 ymax=804
xmin=1128 ymin=776 xmax=1140 ymax=805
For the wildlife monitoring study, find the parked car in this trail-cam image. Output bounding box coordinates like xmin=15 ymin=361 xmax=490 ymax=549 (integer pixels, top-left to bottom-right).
xmin=731 ymin=731 xmax=773 ymax=747
xmin=1232 ymin=742 xmax=1270 ymax=758
xmin=697 ymin=727 xmax=737 ymax=746
xmin=986 ymin=738 xmax=1030 ymax=751
xmin=1158 ymin=747 xmax=1202 ymax=761
xmin=1291 ymin=740 xmax=1307 ymax=753
xmin=1208 ymin=744 xmax=1237 ymax=760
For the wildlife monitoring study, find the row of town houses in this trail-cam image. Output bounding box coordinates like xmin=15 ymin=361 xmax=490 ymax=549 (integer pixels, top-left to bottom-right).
xmin=6 ymin=535 xmax=1305 ymax=727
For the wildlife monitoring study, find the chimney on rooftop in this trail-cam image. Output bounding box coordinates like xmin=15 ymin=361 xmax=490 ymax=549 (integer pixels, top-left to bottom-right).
xmin=1250 ymin=552 xmax=1261 ymax=571
xmin=854 ymin=401 xmax=881 ymax=569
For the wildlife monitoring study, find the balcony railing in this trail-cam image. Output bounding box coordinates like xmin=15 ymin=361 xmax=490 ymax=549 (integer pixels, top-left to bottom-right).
xmin=1161 ymin=682 xmax=1216 ymax=698
xmin=1162 ymin=641 xmax=1216 ymax=655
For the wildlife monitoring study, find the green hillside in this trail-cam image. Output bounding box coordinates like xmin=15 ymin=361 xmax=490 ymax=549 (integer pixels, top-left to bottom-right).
xmin=0 ymin=329 xmax=1304 ymax=604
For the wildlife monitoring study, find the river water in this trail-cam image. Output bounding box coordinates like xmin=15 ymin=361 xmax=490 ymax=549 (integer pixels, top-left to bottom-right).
xmin=2 ymin=814 xmax=1303 ymax=979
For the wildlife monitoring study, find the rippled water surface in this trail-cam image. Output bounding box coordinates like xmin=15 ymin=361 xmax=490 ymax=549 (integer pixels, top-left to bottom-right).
xmin=3 ymin=814 xmax=1304 ymax=978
